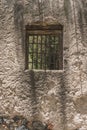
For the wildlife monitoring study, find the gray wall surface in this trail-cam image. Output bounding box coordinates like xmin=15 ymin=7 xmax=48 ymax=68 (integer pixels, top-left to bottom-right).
xmin=0 ymin=0 xmax=87 ymax=130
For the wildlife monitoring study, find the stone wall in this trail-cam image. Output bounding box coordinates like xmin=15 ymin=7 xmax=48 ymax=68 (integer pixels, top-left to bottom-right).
xmin=0 ymin=0 xmax=87 ymax=130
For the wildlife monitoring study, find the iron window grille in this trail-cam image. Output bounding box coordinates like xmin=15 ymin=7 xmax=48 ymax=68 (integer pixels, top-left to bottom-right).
xmin=25 ymin=24 xmax=63 ymax=70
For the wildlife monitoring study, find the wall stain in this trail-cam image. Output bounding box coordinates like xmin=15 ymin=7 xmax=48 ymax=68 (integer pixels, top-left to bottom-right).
xmin=64 ymin=0 xmax=72 ymax=23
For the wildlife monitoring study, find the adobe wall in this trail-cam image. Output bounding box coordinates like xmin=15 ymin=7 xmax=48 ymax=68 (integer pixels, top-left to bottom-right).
xmin=0 ymin=0 xmax=87 ymax=130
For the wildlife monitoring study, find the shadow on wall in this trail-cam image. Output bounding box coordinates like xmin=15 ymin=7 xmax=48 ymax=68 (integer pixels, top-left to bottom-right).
xmin=76 ymin=0 xmax=84 ymax=40
xmin=29 ymin=70 xmax=38 ymax=117
xmin=29 ymin=69 xmax=68 ymax=130
xmin=82 ymin=1 xmax=87 ymax=23
xmin=58 ymin=72 xmax=67 ymax=130
xmin=14 ymin=1 xmax=25 ymax=52
xmin=64 ymin=0 xmax=72 ymax=23
xmin=29 ymin=70 xmax=48 ymax=119
xmin=77 ymin=0 xmax=87 ymax=46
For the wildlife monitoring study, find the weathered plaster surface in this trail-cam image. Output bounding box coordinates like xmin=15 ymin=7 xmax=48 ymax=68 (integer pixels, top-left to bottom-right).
xmin=0 ymin=0 xmax=87 ymax=130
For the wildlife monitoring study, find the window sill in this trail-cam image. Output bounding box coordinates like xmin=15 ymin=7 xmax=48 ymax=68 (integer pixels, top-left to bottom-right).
xmin=24 ymin=69 xmax=65 ymax=73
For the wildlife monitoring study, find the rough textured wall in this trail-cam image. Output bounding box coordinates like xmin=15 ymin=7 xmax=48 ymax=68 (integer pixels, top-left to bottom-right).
xmin=0 ymin=0 xmax=87 ymax=130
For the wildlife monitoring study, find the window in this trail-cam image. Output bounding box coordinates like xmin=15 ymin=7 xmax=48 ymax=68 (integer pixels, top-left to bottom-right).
xmin=25 ymin=24 xmax=63 ymax=70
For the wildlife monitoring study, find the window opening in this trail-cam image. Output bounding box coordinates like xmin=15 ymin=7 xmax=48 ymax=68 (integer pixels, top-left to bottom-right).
xmin=25 ymin=25 xmax=63 ymax=70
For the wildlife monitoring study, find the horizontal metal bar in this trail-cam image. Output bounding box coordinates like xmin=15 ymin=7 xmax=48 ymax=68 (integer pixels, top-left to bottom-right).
xmin=26 ymin=24 xmax=63 ymax=30
xmin=27 ymin=31 xmax=61 ymax=35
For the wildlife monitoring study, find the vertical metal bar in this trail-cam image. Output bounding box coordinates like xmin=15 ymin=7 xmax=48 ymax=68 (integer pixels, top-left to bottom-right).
xmin=41 ymin=35 xmax=42 ymax=69
xmin=60 ymin=30 xmax=63 ymax=70
xmin=51 ymin=35 xmax=54 ymax=70
xmin=59 ymin=32 xmax=61 ymax=70
xmin=59 ymin=31 xmax=63 ymax=70
xmin=32 ymin=35 xmax=34 ymax=69
xmin=34 ymin=35 xmax=36 ymax=69
xmin=37 ymin=37 xmax=38 ymax=69
xmin=25 ymin=30 xmax=29 ymax=69
xmin=54 ymin=36 xmax=56 ymax=69
xmin=56 ymin=35 xmax=59 ymax=70
xmin=46 ymin=34 xmax=50 ymax=69
xmin=51 ymin=35 xmax=55 ymax=70
xmin=42 ymin=35 xmax=45 ymax=69
xmin=54 ymin=36 xmax=56 ymax=70
xmin=45 ymin=35 xmax=47 ymax=70
xmin=37 ymin=35 xmax=38 ymax=69
xmin=55 ymin=36 xmax=57 ymax=69
xmin=28 ymin=35 xmax=30 ymax=69
xmin=49 ymin=35 xmax=51 ymax=69
xmin=56 ymin=34 xmax=60 ymax=70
